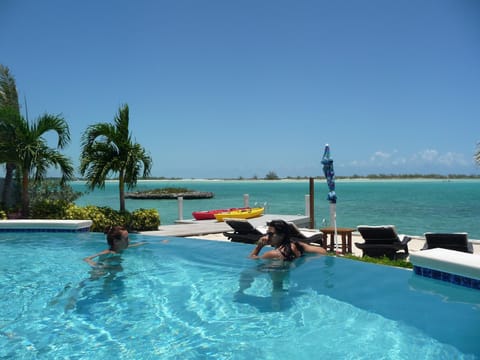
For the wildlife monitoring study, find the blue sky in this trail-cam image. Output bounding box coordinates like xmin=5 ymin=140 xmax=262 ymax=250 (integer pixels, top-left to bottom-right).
xmin=1 ymin=0 xmax=479 ymax=178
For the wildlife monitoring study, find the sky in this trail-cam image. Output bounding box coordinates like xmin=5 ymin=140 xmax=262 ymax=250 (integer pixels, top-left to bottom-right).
xmin=1 ymin=0 xmax=480 ymax=178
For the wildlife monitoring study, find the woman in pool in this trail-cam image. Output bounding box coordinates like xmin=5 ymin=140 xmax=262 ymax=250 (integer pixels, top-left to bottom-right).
xmin=249 ymin=219 xmax=326 ymax=260
xmin=83 ymin=225 xmax=146 ymax=267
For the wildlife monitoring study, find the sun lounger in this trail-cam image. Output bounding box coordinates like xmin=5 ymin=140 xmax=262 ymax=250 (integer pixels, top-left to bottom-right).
xmin=223 ymin=219 xmax=324 ymax=246
xmin=287 ymin=222 xmax=325 ymax=247
xmin=223 ymin=219 xmax=265 ymax=244
xmin=355 ymin=225 xmax=412 ymax=260
xmin=422 ymin=232 xmax=473 ymax=253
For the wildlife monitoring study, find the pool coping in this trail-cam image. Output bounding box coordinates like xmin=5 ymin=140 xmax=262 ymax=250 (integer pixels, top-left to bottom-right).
xmin=410 ymin=248 xmax=480 ymax=290
xmin=0 ymin=219 xmax=93 ymax=232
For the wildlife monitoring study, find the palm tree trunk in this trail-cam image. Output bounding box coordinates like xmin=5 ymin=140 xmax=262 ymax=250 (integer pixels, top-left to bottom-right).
xmin=21 ymin=172 xmax=29 ymax=218
xmin=119 ymin=171 xmax=126 ymax=212
xmin=1 ymin=162 xmax=16 ymax=208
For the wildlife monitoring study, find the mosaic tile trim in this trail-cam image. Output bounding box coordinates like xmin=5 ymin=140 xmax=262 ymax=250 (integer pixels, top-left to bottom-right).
xmin=413 ymin=265 xmax=480 ymax=290
xmin=0 ymin=227 xmax=90 ymax=233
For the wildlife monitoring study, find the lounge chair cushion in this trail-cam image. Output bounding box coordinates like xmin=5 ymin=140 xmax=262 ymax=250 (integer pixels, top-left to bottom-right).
xmin=223 ymin=219 xmax=264 ymax=244
xmin=287 ymin=222 xmax=324 ymax=247
xmin=422 ymin=232 xmax=473 ymax=253
xmin=355 ymin=225 xmax=412 ymax=260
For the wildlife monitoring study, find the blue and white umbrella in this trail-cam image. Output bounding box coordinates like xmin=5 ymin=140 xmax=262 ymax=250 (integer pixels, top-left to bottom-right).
xmin=321 ymin=144 xmax=338 ymax=252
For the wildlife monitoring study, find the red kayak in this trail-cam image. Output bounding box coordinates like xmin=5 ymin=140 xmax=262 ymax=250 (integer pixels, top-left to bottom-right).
xmin=192 ymin=207 xmax=249 ymax=220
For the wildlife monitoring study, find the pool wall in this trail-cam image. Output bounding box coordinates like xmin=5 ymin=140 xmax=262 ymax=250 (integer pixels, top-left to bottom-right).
xmin=410 ymin=248 xmax=480 ymax=290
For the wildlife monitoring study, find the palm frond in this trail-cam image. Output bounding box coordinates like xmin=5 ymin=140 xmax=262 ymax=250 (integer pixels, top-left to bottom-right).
xmin=34 ymin=114 xmax=71 ymax=148
xmin=0 ymin=65 xmax=20 ymax=112
xmin=475 ymin=142 xmax=480 ymax=166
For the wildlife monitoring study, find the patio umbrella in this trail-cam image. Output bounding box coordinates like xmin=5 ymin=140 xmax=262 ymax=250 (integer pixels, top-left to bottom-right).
xmin=321 ymin=144 xmax=338 ymax=252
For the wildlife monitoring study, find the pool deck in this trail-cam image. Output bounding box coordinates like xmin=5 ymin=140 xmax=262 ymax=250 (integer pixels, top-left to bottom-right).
xmin=1 ymin=217 xmax=478 ymax=258
xmin=139 ymin=215 xmax=480 ymax=258
xmin=141 ymin=214 xmax=311 ymax=237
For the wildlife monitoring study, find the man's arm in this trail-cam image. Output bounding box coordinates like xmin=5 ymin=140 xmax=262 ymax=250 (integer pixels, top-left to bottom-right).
xmin=83 ymin=249 xmax=110 ymax=267
xmin=128 ymin=242 xmax=147 ymax=248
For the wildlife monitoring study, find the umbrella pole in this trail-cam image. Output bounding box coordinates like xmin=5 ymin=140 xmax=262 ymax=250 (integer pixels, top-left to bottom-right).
xmin=329 ymin=203 xmax=338 ymax=253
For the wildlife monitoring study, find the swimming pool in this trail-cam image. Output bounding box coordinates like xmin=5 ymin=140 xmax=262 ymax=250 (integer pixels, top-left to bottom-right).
xmin=1 ymin=232 xmax=479 ymax=359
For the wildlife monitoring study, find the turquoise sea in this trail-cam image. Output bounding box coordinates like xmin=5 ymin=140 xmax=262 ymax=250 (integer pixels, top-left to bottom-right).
xmin=71 ymin=179 xmax=480 ymax=239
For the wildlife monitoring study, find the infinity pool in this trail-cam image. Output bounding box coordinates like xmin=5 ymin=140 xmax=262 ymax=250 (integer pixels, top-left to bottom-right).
xmin=1 ymin=232 xmax=479 ymax=359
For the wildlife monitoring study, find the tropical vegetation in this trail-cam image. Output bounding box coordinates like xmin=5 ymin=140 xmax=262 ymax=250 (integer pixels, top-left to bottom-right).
xmin=265 ymin=171 xmax=280 ymax=180
xmin=79 ymin=104 xmax=152 ymax=212
xmin=0 ymin=65 xmax=74 ymax=217
xmin=475 ymin=142 xmax=480 ymax=166
xmin=0 ymin=64 xmax=20 ymax=210
xmin=0 ymin=65 xmax=158 ymax=230
xmin=64 ymin=204 xmax=160 ymax=232
xmin=29 ymin=179 xmax=82 ymax=219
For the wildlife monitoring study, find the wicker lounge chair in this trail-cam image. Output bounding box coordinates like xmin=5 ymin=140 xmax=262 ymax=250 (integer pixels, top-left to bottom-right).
xmin=422 ymin=232 xmax=473 ymax=253
xmin=355 ymin=225 xmax=412 ymax=260
xmin=223 ymin=219 xmax=264 ymax=244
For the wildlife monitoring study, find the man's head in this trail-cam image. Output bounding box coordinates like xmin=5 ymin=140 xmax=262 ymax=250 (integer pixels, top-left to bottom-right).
xmin=104 ymin=225 xmax=129 ymax=252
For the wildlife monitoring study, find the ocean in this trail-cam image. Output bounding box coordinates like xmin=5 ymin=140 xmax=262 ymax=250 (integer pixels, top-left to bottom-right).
xmin=71 ymin=179 xmax=480 ymax=239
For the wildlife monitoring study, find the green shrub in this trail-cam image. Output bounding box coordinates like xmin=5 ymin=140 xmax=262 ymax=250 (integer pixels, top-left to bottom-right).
xmin=0 ymin=210 xmax=6 ymax=220
xmin=131 ymin=208 xmax=160 ymax=231
xmin=30 ymin=199 xmax=69 ymax=219
xmin=64 ymin=204 xmax=160 ymax=232
xmin=29 ymin=180 xmax=83 ymax=219
xmin=65 ymin=204 xmax=110 ymax=232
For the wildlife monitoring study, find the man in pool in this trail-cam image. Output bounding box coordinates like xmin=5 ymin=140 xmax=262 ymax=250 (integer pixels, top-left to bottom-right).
xmin=249 ymin=219 xmax=326 ymax=260
xmin=83 ymin=225 xmax=146 ymax=267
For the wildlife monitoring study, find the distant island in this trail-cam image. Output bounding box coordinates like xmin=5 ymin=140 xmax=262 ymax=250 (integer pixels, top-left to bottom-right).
xmin=137 ymin=174 xmax=480 ymax=180
xmin=125 ymin=187 xmax=214 ymax=200
xmin=69 ymin=173 xmax=480 ymax=182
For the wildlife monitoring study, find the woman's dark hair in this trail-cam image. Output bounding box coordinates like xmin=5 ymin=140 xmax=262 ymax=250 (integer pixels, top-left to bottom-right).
xmin=266 ymin=220 xmax=290 ymax=237
xmin=267 ymin=220 xmax=302 ymax=260
xmin=104 ymin=225 xmax=129 ymax=252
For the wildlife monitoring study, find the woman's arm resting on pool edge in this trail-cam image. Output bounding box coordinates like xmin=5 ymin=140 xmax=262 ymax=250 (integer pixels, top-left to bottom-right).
xmin=299 ymin=242 xmax=327 ymax=255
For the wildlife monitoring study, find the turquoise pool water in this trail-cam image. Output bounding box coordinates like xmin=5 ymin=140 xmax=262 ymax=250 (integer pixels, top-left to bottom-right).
xmin=1 ymin=232 xmax=479 ymax=359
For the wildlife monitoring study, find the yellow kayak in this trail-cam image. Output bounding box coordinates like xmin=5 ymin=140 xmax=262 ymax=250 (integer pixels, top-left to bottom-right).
xmin=214 ymin=207 xmax=264 ymax=222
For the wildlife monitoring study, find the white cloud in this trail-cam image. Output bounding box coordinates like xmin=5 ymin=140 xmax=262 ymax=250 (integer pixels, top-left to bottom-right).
xmin=418 ymin=149 xmax=439 ymax=162
xmin=370 ymin=151 xmax=391 ymax=162
xmin=348 ymin=148 xmax=474 ymax=174
xmin=437 ymin=152 xmax=468 ymax=166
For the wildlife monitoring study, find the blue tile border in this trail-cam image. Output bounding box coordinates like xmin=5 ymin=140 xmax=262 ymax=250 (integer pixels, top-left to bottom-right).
xmin=414 ymin=265 xmax=480 ymax=290
xmin=0 ymin=227 xmax=90 ymax=233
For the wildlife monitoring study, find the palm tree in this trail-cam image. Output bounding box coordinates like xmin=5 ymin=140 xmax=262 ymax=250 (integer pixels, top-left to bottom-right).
xmin=476 ymin=142 xmax=480 ymax=166
xmin=0 ymin=112 xmax=74 ymax=217
xmin=80 ymin=104 xmax=152 ymax=212
xmin=12 ymin=114 xmax=74 ymax=216
xmin=0 ymin=64 xmax=20 ymax=209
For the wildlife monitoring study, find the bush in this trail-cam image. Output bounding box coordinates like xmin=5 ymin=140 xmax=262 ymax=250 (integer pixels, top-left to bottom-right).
xmin=65 ymin=204 xmax=160 ymax=232
xmin=131 ymin=208 xmax=160 ymax=231
xmin=64 ymin=204 xmax=110 ymax=232
xmin=0 ymin=210 xmax=6 ymax=220
xmin=29 ymin=180 xmax=83 ymax=219
xmin=265 ymin=171 xmax=279 ymax=180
